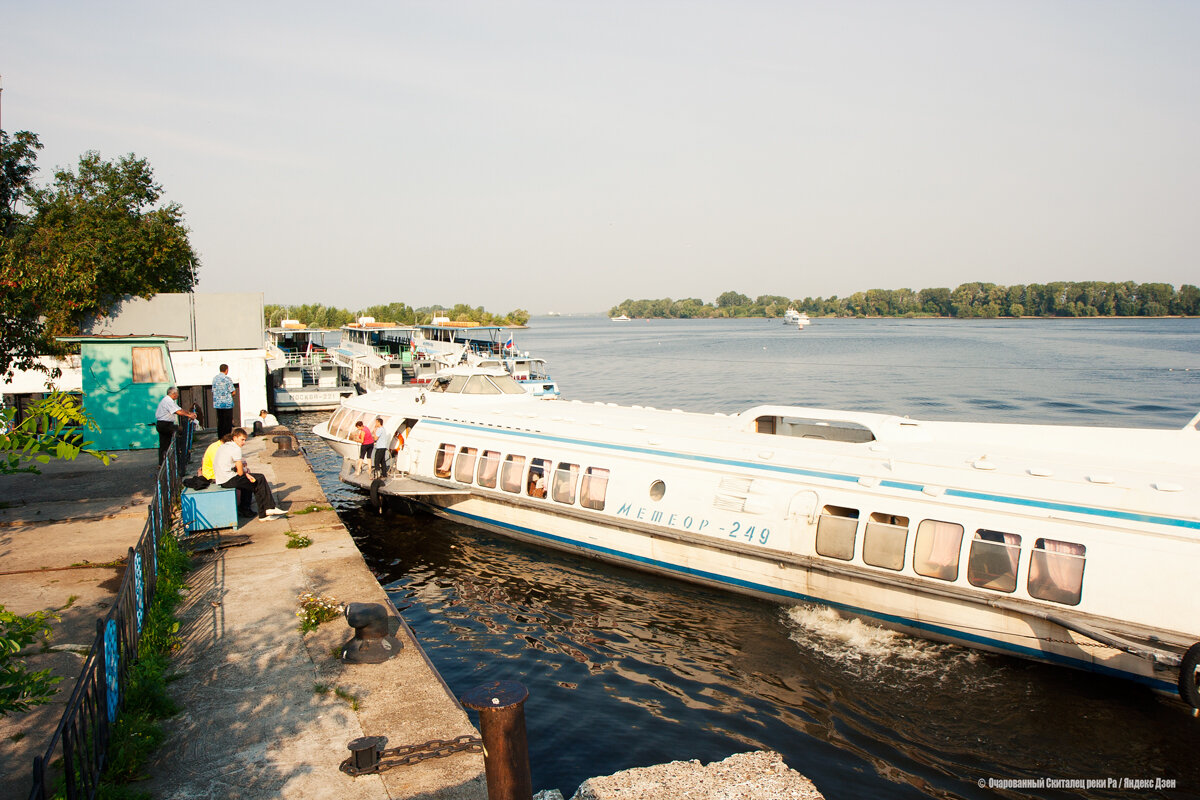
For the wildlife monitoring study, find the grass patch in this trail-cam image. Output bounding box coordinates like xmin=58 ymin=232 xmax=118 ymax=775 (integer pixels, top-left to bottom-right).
xmin=296 ymin=593 xmax=342 ymax=633
xmin=91 ymin=525 xmax=192 ymax=797
xmin=290 ymin=504 xmax=331 ymax=516
xmin=284 ymin=531 xmax=312 ymax=549
xmin=313 ymin=683 xmax=361 ymax=711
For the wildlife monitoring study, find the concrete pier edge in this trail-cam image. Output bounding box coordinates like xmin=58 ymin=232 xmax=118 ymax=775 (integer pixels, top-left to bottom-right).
xmin=1 ymin=426 xmax=825 ymax=800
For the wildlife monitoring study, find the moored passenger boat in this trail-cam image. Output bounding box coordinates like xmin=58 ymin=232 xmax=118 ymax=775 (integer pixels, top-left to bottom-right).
xmin=314 ymin=368 xmax=1200 ymax=707
xmin=265 ymin=323 xmax=354 ymax=410
xmin=336 ymin=318 xmax=560 ymax=397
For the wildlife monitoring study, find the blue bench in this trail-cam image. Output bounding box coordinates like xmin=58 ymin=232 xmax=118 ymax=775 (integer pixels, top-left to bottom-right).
xmin=181 ymin=485 xmax=239 ymax=532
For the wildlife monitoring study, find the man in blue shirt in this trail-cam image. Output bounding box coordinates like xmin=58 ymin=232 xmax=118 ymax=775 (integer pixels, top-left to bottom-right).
xmin=212 ymin=364 xmax=236 ymax=438
xmin=155 ymin=387 xmax=197 ymax=464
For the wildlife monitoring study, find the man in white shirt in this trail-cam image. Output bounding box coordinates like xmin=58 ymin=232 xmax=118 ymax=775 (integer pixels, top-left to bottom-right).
xmin=215 ymin=428 xmax=286 ymax=519
xmin=155 ymin=387 xmax=197 ymax=465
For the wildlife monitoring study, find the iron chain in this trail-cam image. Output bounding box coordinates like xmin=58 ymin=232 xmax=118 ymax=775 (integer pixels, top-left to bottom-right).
xmin=340 ymin=735 xmax=483 ymax=776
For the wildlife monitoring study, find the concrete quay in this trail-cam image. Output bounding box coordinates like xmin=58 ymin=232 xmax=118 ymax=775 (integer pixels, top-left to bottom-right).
xmin=0 ymin=429 xmax=486 ymax=800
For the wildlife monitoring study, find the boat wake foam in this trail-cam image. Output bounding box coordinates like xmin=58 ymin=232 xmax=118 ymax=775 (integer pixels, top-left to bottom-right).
xmin=783 ymin=604 xmax=994 ymax=689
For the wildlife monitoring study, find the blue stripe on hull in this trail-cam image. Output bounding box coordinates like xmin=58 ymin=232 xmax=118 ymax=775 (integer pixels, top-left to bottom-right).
xmin=433 ymin=503 xmax=1177 ymax=696
xmin=422 ymin=419 xmax=1200 ymax=532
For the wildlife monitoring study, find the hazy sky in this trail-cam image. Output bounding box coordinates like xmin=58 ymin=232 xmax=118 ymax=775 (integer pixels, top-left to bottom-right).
xmin=4 ymin=1 xmax=1197 ymax=314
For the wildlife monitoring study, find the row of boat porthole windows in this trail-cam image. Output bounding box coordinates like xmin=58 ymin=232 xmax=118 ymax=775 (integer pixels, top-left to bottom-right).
xmin=816 ymin=506 xmax=1086 ymax=606
xmin=435 ymin=444 xmax=610 ymax=510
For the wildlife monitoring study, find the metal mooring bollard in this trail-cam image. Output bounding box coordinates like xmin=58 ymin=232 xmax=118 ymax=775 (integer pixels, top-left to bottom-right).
xmin=346 ymin=735 xmax=387 ymax=771
xmin=272 ymin=434 xmax=301 ymax=456
xmin=341 ymin=602 xmax=403 ymax=663
xmin=460 ymin=681 xmax=532 ymax=800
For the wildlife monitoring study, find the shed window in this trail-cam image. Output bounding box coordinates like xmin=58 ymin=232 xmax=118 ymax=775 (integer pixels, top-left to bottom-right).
xmin=434 ymin=444 xmax=456 ymax=478
xmin=863 ymin=513 xmax=909 ymax=571
xmin=477 ymin=450 xmax=500 ymax=488
xmin=967 ymin=530 xmax=1021 ymax=593
xmin=552 ymin=463 xmax=579 ymax=504
xmin=580 ymin=467 xmax=609 ymax=510
xmin=501 ymin=455 xmax=526 ymax=493
xmin=454 ymin=447 xmax=478 ymax=483
xmin=816 ymin=506 xmax=859 ymax=561
xmin=132 ymin=347 xmax=168 ymax=383
xmin=913 ymin=520 xmax=964 ymax=581
xmin=1027 ymin=539 xmax=1085 ymax=605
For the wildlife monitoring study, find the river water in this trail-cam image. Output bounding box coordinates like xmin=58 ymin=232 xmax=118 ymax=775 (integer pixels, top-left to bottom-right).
xmin=286 ymin=317 xmax=1200 ymax=799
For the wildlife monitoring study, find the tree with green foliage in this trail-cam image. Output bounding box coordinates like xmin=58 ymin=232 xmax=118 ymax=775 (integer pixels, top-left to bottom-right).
xmin=265 ymin=301 xmax=530 ymax=329
xmin=0 ymin=607 xmax=60 ymax=716
xmin=0 ymin=133 xmax=198 ymax=378
xmin=1 ymin=392 xmax=110 ymax=475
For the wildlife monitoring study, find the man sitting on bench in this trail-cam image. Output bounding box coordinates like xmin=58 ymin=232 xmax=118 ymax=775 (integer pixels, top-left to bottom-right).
xmin=214 ymin=428 xmax=286 ymax=519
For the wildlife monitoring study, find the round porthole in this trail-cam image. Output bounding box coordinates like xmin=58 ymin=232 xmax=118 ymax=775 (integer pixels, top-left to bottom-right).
xmin=649 ymin=480 xmax=666 ymax=501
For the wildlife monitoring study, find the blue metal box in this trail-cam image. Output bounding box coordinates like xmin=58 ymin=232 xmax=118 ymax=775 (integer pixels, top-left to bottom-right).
xmin=181 ymin=486 xmax=239 ymax=532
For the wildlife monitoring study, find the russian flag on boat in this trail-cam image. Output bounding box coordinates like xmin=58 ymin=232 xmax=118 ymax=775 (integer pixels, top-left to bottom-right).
xmin=504 ymin=335 xmax=514 ymax=351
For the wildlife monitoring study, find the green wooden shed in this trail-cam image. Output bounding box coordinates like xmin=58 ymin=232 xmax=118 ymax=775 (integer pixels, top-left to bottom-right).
xmin=57 ymin=335 xmax=187 ymax=451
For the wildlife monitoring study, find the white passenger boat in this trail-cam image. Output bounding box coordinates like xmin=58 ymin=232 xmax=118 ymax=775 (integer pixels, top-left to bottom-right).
xmin=314 ymin=369 xmax=1200 ymax=708
xmin=335 ymin=318 xmax=560 ymax=397
xmin=265 ymin=323 xmax=354 ymax=411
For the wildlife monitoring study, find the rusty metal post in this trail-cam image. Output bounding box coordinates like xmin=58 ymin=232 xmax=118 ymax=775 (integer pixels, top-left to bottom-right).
xmin=461 ymin=680 xmax=532 ymax=800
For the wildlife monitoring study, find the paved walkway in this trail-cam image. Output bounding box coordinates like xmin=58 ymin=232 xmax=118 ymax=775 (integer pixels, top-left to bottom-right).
xmin=0 ymin=429 xmax=486 ymax=800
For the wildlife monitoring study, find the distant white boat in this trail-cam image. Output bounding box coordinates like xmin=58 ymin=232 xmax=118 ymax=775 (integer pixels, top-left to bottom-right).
xmin=783 ymin=308 xmax=811 ymax=328
xmin=611 ymin=314 xmax=631 ymax=322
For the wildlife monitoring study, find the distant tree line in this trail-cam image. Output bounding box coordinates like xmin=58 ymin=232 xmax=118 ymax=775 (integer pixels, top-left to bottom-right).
xmin=264 ymin=302 xmax=530 ymax=329
xmin=610 ymin=282 xmax=1200 ymax=319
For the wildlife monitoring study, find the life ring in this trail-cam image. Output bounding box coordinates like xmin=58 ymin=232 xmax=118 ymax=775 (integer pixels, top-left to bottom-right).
xmin=1179 ymin=642 xmax=1200 ymax=708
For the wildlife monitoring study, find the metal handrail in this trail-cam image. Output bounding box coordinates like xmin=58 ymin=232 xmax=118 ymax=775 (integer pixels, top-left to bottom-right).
xmin=27 ymin=425 xmax=191 ymax=799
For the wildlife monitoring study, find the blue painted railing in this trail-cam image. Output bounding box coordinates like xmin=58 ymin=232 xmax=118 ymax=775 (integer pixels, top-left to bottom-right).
xmin=27 ymin=423 xmax=192 ymax=800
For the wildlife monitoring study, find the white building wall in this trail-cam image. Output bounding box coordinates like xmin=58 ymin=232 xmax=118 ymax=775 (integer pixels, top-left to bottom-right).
xmin=166 ymin=350 xmax=269 ymax=429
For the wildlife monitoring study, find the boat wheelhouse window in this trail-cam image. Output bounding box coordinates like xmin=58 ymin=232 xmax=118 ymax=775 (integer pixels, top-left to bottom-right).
xmin=435 ymin=445 xmax=456 ymax=478
xmin=477 ymin=450 xmax=501 ymax=488
xmin=430 ymin=375 xmax=466 ymax=393
xmin=580 ymin=467 xmax=610 ymax=510
xmin=492 ymin=373 xmax=527 ymax=394
xmin=967 ymin=530 xmax=1022 ymax=593
xmin=527 ymin=458 xmax=551 ymax=498
xmin=863 ymin=513 xmax=909 ymax=571
xmin=328 ymin=407 xmax=356 ymax=440
xmin=755 ymin=416 xmax=875 ymax=443
xmin=132 ymin=347 xmax=169 ymax=383
xmin=501 ymin=455 xmax=526 ymax=493
xmin=552 ymin=463 xmax=579 ymax=504
xmin=463 ymin=375 xmax=502 ymax=394
xmin=913 ymin=520 xmax=964 ymax=581
xmin=816 ymin=506 xmax=859 ymax=561
xmin=454 ymin=447 xmax=479 ymax=483
xmin=1027 ymin=539 xmax=1086 ymax=606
